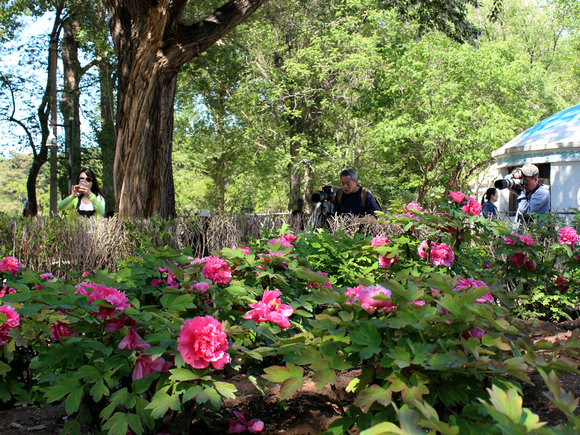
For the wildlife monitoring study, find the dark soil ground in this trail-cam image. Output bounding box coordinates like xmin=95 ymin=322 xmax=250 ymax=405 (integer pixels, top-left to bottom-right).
xmin=1 ymin=319 xmax=578 ymax=435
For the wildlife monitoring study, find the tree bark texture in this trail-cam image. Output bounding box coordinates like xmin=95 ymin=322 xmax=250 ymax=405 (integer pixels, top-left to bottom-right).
xmin=27 ymin=7 xmax=64 ymax=215
xmin=98 ymin=61 xmax=117 ymax=214
xmin=61 ymin=18 xmax=83 ymax=192
xmin=106 ymin=0 xmax=266 ymax=218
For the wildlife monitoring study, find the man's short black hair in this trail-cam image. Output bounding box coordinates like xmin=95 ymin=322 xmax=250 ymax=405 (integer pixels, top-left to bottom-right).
xmin=340 ymin=168 xmax=358 ymax=181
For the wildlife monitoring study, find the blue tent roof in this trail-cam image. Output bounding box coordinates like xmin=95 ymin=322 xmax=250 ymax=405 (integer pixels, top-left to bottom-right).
xmin=493 ymin=104 xmax=580 ymax=161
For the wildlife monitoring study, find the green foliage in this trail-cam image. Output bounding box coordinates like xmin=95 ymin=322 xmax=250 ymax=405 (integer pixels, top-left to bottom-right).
xmin=0 ymin=191 xmax=579 ymax=434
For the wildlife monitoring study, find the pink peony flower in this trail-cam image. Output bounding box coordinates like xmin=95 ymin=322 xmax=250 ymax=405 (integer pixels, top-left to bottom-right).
xmin=449 ymin=191 xmax=466 ymax=203
xmin=461 ymin=197 xmax=481 ymax=216
xmin=132 ymin=354 xmax=172 ymax=381
xmin=371 ymin=236 xmax=390 ymax=247
xmin=232 ymin=245 xmax=251 ymax=255
xmin=417 ymin=240 xmax=429 ymax=259
xmin=0 ymin=284 xmax=16 ymax=298
xmin=344 ymin=285 xmax=364 ymax=304
xmin=410 ymin=300 xmax=426 ymax=306
xmin=509 ymin=252 xmax=536 ymax=270
xmin=508 ymin=252 xmax=524 ymax=268
xmin=429 ymin=243 xmax=455 ymax=267
xmin=151 ymin=268 xmax=179 ymax=289
xmin=50 ymin=322 xmax=77 ymax=341
xmin=524 ymin=257 xmax=536 ymax=271
xmin=82 ymin=271 xmax=91 ymax=277
xmin=454 ymin=278 xmax=494 ymax=303
xmin=202 ymin=256 xmax=232 ymax=286
xmin=352 ymin=285 xmax=396 ymax=314
xmin=398 ymin=201 xmax=423 ymax=221
xmin=307 ymin=272 xmax=332 ymax=290
xmin=104 ymin=315 xmax=135 ymax=332
xmin=268 ymin=237 xmax=293 ymax=248
xmin=40 ymin=272 xmax=54 ymax=280
xmin=558 ymin=226 xmax=578 ymax=247
xmin=378 ymin=254 xmax=398 ymax=269
xmin=0 ymin=256 xmax=23 ymax=275
xmin=405 ymin=201 xmax=423 ymax=212
xmin=119 ymin=327 xmax=150 ymax=350
xmin=177 ymin=316 xmax=230 ymax=369
xmin=229 ymin=411 xmax=264 ymax=433
xmin=462 ymin=326 xmax=486 ymax=341
xmin=555 ymin=275 xmax=569 ymax=291
xmin=519 ymin=235 xmax=535 ymax=246
xmin=507 ymin=232 xmax=535 ymax=246
xmin=0 ymin=305 xmax=20 ymax=344
xmin=244 ymin=290 xmax=293 ymax=329
xmin=281 ymin=233 xmax=296 ymax=243
xmin=75 ymin=281 xmax=98 ymax=295
xmin=190 ymin=281 xmax=210 ymax=293
xmin=454 ymin=278 xmax=487 ymax=291
xmin=88 ymin=285 xmax=131 ymax=319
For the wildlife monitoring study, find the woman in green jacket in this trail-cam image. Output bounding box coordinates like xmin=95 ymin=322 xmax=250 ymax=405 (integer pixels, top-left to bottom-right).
xmin=57 ymin=168 xmax=106 ymax=217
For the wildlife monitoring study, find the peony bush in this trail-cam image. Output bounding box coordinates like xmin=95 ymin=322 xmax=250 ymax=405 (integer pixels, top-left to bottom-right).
xmin=0 ymin=192 xmax=578 ymax=434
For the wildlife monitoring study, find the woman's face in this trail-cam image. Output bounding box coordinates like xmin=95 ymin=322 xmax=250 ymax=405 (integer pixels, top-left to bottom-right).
xmin=491 ymin=192 xmax=498 ymax=202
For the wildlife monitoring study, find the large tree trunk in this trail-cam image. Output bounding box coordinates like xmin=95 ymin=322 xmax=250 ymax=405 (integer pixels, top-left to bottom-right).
xmin=106 ymin=0 xmax=266 ymax=218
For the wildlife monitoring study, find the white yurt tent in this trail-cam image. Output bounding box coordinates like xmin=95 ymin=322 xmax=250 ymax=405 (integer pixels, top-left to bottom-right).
xmin=491 ymin=104 xmax=580 ymax=218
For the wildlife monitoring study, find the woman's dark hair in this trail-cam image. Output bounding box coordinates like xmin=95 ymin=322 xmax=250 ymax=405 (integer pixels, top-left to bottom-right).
xmin=481 ymin=187 xmax=497 ymax=205
xmin=77 ymin=168 xmax=102 ymax=196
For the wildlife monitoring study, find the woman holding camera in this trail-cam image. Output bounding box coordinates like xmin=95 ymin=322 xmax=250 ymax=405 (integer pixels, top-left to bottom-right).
xmin=480 ymin=187 xmax=498 ymax=219
xmin=57 ymin=168 xmax=106 ymax=218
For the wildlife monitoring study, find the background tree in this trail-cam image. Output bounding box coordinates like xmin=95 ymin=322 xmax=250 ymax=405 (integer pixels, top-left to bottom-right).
xmin=106 ymin=0 xmax=266 ymax=218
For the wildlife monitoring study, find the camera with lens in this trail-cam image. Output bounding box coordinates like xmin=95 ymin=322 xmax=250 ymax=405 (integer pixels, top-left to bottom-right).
xmin=311 ymin=185 xmax=335 ymax=203
xmin=494 ymin=177 xmax=526 ymax=190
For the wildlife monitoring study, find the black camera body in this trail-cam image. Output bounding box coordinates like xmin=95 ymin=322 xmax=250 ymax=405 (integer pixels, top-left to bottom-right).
xmin=311 ymin=185 xmax=335 ymax=203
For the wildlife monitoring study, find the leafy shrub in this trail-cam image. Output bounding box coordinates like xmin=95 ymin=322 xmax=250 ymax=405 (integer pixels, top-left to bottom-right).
xmin=0 ymin=192 xmax=578 ymax=434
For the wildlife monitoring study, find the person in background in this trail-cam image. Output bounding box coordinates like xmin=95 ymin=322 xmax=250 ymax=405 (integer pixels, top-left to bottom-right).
xmin=481 ymin=187 xmax=498 ymax=219
xmin=333 ymin=168 xmax=380 ymax=217
xmin=58 ymin=168 xmax=105 ymax=218
xmin=508 ymin=163 xmax=550 ymax=223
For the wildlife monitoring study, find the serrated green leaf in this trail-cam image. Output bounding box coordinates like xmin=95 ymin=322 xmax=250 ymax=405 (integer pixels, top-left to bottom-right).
xmin=279 ymin=376 xmax=303 ymax=400
xmin=214 ymin=381 xmax=237 ymax=399
xmin=361 ymin=421 xmax=403 ymax=435
xmin=182 ymin=385 xmax=203 ymax=403
xmin=195 ymin=387 xmax=221 ymax=408
xmin=263 ymin=364 xmax=304 ymax=383
xmin=90 ymin=379 xmax=109 ymax=402
xmin=354 ymin=385 xmax=392 ymax=413
xmin=64 ymin=387 xmax=83 ymax=415
xmin=169 ymin=368 xmax=199 ymax=382
xmin=0 ymin=360 xmax=11 ymax=376
xmin=127 ymin=412 xmax=145 ymax=435
xmin=144 ymin=392 xmax=172 ymax=419
xmin=311 ymin=360 xmax=336 ymax=388
xmin=101 ymin=412 xmax=129 ymax=435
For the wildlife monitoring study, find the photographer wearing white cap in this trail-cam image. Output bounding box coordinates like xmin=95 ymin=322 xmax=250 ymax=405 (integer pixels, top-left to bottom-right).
xmin=507 ymin=164 xmax=550 ymax=223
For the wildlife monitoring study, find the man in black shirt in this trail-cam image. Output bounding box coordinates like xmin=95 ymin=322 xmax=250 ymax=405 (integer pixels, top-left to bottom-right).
xmin=333 ymin=169 xmax=380 ymax=217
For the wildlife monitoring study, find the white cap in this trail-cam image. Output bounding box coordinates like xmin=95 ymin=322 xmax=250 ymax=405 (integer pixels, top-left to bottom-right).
xmin=521 ymin=164 xmax=539 ymax=177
